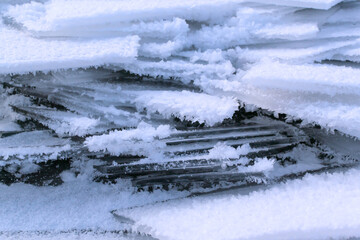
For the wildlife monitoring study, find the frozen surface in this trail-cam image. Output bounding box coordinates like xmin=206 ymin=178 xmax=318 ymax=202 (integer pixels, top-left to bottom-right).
xmin=2 ymin=0 xmax=360 ymax=238
xmin=0 ymin=177 xmax=188 ymax=233
xmin=119 ymin=168 xmax=360 ymax=240
xmin=2 ymin=162 xmax=360 ymax=239
xmin=242 ymin=60 xmax=360 ymax=93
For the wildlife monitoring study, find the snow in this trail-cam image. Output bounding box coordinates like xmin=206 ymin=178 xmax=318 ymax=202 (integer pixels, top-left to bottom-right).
xmin=234 ymin=38 xmax=360 ymax=63
xmin=253 ymin=23 xmax=319 ymax=39
xmin=251 ymin=0 xmax=342 ymax=9
xmin=120 ymin=59 xmax=235 ymax=83
xmin=140 ymin=40 xmax=185 ymax=59
xmin=0 ymin=91 xmax=30 ymax=127
xmin=237 ymin=157 xmax=275 ymax=173
xmin=0 ymin=178 xmax=187 ymax=233
xmin=133 ymin=91 xmax=238 ymax=126
xmin=49 ymin=115 xmax=99 ymax=137
xmin=85 ymin=122 xmax=173 ymax=156
xmin=118 ymin=168 xmax=360 ymax=240
xmin=0 ymin=131 xmax=71 ymax=164
xmin=207 ymin=142 xmax=251 ymax=160
xmin=4 ymin=0 xmax=341 ymax=35
xmin=1 ymin=158 xmax=359 ymax=240
xmin=0 ymin=231 xmax=132 ymax=240
xmin=0 ymin=27 xmax=139 ymax=74
xmin=1 ymin=0 xmax=360 ymax=238
xmin=242 ymin=60 xmax=360 ymax=95
xmin=18 ymin=162 xmax=41 ymax=175
xmin=4 ymin=0 xmax=240 ymax=31
xmin=200 ymin=58 xmax=360 ymax=138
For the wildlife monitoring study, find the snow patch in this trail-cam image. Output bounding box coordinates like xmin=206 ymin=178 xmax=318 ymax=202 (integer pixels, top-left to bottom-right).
xmin=85 ymin=122 xmax=173 ymax=156
xmin=134 ymin=91 xmax=238 ymax=126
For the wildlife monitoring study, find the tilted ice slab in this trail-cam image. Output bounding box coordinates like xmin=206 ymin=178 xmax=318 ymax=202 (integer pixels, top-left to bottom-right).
xmin=325 ymin=1 xmax=360 ymax=24
xmin=4 ymin=0 xmax=243 ymax=32
xmin=1 ymin=0 xmax=360 ymax=138
xmin=0 ymin=89 xmax=30 ymax=131
xmin=201 ymin=61 xmax=360 ymax=138
xmin=20 ymin=107 xmax=101 ymax=137
xmin=251 ymin=0 xmax=342 ymax=9
xmin=207 ymin=79 xmax=360 ymax=138
xmin=120 ymin=59 xmax=235 ymax=83
xmin=331 ymin=44 xmax=360 ymax=63
xmin=241 ymin=60 xmax=360 ymax=95
xmin=0 ymin=131 xmax=71 ymax=163
xmin=0 ymin=27 xmax=139 ymax=74
xmin=85 ymin=122 xmax=173 ymax=157
xmin=230 ymin=38 xmax=360 ymax=64
xmin=187 ymin=10 xmax=320 ymax=50
xmin=4 ymin=0 xmax=343 ymax=33
xmin=118 ymin=168 xmax=360 ymax=240
xmin=0 ymin=0 xmax=352 ymax=76
xmin=25 ymin=18 xmax=190 ymax=40
xmin=133 ymin=90 xmax=239 ymax=126
xmin=0 ymin=179 xmax=187 ymax=232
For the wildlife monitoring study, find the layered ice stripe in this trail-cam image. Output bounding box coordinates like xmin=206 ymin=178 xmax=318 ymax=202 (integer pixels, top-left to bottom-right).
xmin=0 ymin=131 xmax=71 ymax=163
xmin=4 ymin=0 xmax=343 ymax=33
xmin=119 ymin=59 xmax=235 ymax=83
xmin=2 ymin=0 xmax=343 ymax=53
xmin=241 ymin=60 xmax=360 ymax=95
xmin=22 ymin=18 xmax=190 ymax=40
xmin=331 ymin=44 xmax=360 ymax=63
xmin=0 ymin=28 xmax=139 ymax=74
xmin=4 ymin=0 xmax=244 ymax=32
xmin=229 ymin=38 xmax=360 ymax=64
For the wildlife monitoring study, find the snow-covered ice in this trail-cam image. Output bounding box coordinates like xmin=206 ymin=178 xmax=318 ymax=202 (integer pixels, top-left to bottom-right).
xmin=85 ymin=122 xmax=172 ymax=156
xmin=0 ymin=27 xmax=139 ymax=74
xmin=133 ymin=90 xmax=238 ymax=126
xmin=2 ymin=0 xmax=360 ymax=238
xmin=118 ymin=168 xmax=360 ymax=240
xmin=2 ymin=163 xmax=360 ymax=239
xmin=0 ymin=176 xmax=188 ymax=232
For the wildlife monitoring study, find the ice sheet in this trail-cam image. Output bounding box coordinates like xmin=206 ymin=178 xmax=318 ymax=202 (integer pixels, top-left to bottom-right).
xmin=202 ymin=77 xmax=360 ymax=138
xmin=251 ymin=0 xmax=342 ymax=9
xmin=0 ymin=178 xmax=187 ymax=232
xmin=0 ymin=28 xmax=139 ymax=74
xmin=119 ymin=168 xmax=360 ymax=240
xmin=4 ymin=0 xmax=242 ymax=31
xmin=1 ymin=0 xmax=360 ymax=238
xmin=241 ymin=60 xmax=360 ymax=94
xmin=1 ymin=0 xmax=359 ymax=137
xmin=4 ymin=0 xmax=342 ymax=34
